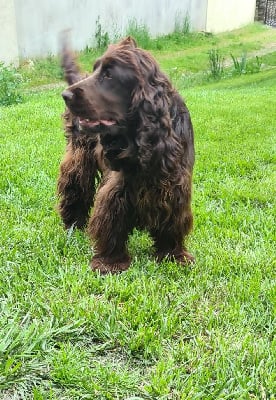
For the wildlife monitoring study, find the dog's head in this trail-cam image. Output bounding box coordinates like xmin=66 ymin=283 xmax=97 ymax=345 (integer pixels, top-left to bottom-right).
xmin=61 ymin=36 xmax=174 ymax=170
xmin=62 ymin=38 xmax=139 ymax=132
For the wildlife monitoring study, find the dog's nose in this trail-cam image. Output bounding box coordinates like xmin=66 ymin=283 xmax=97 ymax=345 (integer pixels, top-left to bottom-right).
xmin=62 ymin=90 xmax=74 ymax=102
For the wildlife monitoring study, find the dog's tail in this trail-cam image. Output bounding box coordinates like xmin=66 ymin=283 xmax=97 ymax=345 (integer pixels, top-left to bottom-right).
xmin=60 ymin=30 xmax=81 ymax=85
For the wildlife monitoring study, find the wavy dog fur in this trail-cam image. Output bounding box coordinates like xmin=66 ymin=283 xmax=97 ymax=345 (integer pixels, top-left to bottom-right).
xmin=58 ymin=36 xmax=195 ymax=273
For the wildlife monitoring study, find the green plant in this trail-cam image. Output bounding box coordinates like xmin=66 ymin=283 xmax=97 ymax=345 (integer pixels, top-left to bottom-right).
xmin=126 ymin=19 xmax=151 ymax=49
xmin=34 ymin=55 xmax=63 ymax=80
xmin=95 ymin=16 xmax=110 ymax=49
xmin=231 ymin=52 xmax=262 ymax=75
xmin=231 ymin=52 xmax=247 ymax=74
xmin=0 ymin=62 xmax=23 ymax=106
xmin=18 ymin=55 xmax=63 ymax=88
xmin=245 ymin=55 xmax=262 ymax=74
xmin=208 ymin=49 xmax=224 ymax=79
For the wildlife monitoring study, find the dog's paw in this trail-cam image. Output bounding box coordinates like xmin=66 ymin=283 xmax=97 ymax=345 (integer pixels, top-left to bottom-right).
xmin=90 ymin=255 xmax=131 ymax=274
xmin=156 ymin=249 xmax=195 ymax=266
xmin=175 ymin=250 xmax=195 ymax=265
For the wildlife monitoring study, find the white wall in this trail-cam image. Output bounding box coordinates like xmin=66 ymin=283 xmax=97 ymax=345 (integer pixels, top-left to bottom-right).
xmin=0 ymin=0 xmax=19 ymax=65
xmin=13 ymin=0 xmax=208 ymax=58
xmin=0 ymin=0 xmax=257 ymax=63
xmin=206 ymin=0 xmax=256 ymax=33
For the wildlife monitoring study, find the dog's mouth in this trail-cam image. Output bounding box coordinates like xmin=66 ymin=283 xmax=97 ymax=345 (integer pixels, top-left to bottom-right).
xmin=79 ymin=117 xmax=117 ymax=129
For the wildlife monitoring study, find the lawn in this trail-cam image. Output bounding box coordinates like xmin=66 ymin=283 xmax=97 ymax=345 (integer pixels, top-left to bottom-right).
xmin=0 ymin=26 xmax=276 ymax=399
xmin=18 ymin=23 xmax=276 ymax=88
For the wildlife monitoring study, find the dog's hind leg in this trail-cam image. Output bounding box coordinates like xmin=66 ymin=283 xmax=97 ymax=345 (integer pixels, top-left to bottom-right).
xmin=57 ymin=140 xmax=100 ymax=230
xmin=88 ymin=171 xmax=134 ymax=274
xmin=150 ymin=202 xmax=194 ymax=266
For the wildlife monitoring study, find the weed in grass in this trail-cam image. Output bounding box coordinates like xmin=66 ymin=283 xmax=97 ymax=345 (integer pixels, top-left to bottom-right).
xmin=0 ymin=62 xmax=23 ymax=106
xmin=19 ymin=55 xmax=63 ymax=88
xmin=231 ymin=52 xmax=248 ymax=74
xmin=174 ymin=11 xmax=191 ymax=35
xmin=95 ymin=15 xmax=110 ymax=50
xmin=208 ymin=48 xmax=224 ymax=79
xmin=126 ymin=19 xmax=151 ymax=49
xmin=246 ymin=55 xmax=262 ymax=73
xmin=231 ymin=52 xmax=262 ymax=75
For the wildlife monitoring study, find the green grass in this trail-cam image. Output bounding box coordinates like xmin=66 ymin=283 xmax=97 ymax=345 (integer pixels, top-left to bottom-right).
xmin=132 ymin=23 xmax=274 ymax=76
xmin=1 ymin=29 xmax=276 ymax=399
xmin=261 ymin=51 xmax=276 ymax=67
xmin=18 ymin=23 xmax=276 ymax=88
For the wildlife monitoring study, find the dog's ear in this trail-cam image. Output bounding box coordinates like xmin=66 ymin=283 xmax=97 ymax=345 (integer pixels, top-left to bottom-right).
xmin=131 ymin=52 xmax=169 ymax=114
xmin=130 ymin=51 xmax=172 ymax=164
xmin=119 ymin=36 xmax=137 ymax=48
xmin=60 ymin=30 xmax=81 ymax=85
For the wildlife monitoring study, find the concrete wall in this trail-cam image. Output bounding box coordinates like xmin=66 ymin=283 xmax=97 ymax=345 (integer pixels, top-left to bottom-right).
xmin=0 ymin=0 xmax=257 ymax=64
xmin=0 ymin=0 xmax=19 ymax=65
xmin=206 ymin=0 xmax=257 ymax=33
xmin=13 ymin=0 xmax=208 ymax=58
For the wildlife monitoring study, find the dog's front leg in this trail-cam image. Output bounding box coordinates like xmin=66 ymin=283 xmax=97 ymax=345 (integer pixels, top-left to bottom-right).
xmin=88 ymin=172 xmax=134 ymax=274
xmin=57 ymin=142 xmax=99 ymax=230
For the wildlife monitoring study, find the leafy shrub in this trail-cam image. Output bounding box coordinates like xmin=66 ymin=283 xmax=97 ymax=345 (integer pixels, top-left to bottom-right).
xmin=0 ymin=62 xmax=23 ymax=106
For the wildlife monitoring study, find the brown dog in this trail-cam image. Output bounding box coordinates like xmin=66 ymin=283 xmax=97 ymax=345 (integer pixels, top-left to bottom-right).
xmin=58 ymin=36 xmax=195 ymax=274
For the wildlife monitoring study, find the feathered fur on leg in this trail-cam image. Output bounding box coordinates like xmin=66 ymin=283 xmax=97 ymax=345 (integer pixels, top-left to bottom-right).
xmin=88 ymin=171 xmax=134 ymax=273
xmin=57 ymin=139 xmax=100 ymax=229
